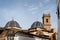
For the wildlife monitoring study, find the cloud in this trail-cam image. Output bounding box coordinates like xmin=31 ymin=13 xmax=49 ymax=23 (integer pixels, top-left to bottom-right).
xmin=43 ymin=0 xmax=50 ymax=3
xmin=24 ymin=3 xmax=28 ymax=7
xmin=45 ymin=0 xmax=50 ymax=2
xmin=28 ymin=7 xmax=38 ymax=11
xmin=39 ymin=2 xmax=43 ymax=7
xmin=27 ymin=5 xmax=39 ymax=14
xmin=43 ymin=5 xmax=56 ymax=13
xmin=0 ymin=0 xmax=57 ymax=31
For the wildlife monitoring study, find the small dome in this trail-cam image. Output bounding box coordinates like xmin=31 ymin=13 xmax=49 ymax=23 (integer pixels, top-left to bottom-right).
xmin=5 ymin=20 xmax=21 ymax=28
xmin=31 ymin=21 xmax=44 ymax=28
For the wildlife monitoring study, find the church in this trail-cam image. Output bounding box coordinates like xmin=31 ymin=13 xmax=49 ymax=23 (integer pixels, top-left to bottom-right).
xmin=0 ymin=13 xmax=57 ymax=40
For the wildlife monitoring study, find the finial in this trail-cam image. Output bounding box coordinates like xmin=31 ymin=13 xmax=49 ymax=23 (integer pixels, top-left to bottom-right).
xmin=12 ymin=17 xmax=14 ymax=21
xmin=36 ymin=17 xmax=39 ymax=21
xmin=34 ymin=16 xmax=39 ymax=21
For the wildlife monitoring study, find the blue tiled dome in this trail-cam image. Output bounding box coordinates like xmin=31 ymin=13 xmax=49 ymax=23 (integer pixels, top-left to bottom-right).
xmin=5 ymin=20 xmax=21 ymax=28
xmin=31 ymin=21 xmax=44 ymax=28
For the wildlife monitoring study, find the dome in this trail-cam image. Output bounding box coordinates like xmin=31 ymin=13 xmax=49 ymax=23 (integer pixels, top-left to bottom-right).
xmin=5 ymin=20 xmax=21 ymax=28
xmin=31 ymin=21 xmax=44 ymax=28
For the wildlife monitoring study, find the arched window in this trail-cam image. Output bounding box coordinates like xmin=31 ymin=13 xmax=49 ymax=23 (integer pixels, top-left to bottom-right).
xmin=46 ymin=19 xmax=48 ymax=23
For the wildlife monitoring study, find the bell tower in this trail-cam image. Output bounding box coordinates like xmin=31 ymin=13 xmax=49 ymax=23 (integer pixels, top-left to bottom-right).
xmin=42 ymin=14 xmax=51 ymax=30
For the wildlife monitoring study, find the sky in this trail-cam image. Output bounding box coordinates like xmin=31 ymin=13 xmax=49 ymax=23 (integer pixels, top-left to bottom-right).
xmin=0 ymin=0 xmax=57 ymax=32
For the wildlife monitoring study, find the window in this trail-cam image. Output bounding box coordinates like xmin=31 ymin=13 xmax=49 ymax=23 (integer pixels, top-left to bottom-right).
xmin=46 ymin=19 xmax=48 ymax=23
